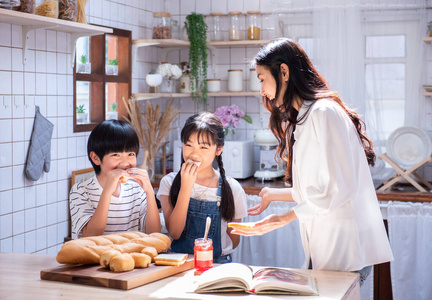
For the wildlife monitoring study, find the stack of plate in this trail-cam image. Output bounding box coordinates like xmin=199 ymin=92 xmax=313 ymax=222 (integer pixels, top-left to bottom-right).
xmin=386 ymin=126 xmax=432 ymax=169
xmin=423 ymin=85 xmax=432 ymax=92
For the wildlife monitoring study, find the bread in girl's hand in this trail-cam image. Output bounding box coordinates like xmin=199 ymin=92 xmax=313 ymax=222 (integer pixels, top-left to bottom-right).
xmin=186 ymin=159 xmax=202 ymax=167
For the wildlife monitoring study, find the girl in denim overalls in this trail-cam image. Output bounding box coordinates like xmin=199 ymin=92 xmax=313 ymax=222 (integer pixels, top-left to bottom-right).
xmin=157 ymin=113 xmax=248 ymax=263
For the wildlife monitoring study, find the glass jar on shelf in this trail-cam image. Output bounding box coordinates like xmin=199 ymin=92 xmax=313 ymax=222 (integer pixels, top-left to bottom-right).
xmin=13 ymin=0 xmax=35 ymax=14
xmin=152 ymin=12 xmax=172 ymax=39
xmin=58 ymin=0 xmax=77 ymax=21
xmin=247 ymin=11 xmax=261 ymax=40
xmin=35 ymin=0 xmax=58 ymax=18
xmin=228 ymin=11 xmax=243 ymax=41
xmin=209 ymin=12 xmax=224 ymax=41
xmin=0 ymin=0 xmax=20 ymax=9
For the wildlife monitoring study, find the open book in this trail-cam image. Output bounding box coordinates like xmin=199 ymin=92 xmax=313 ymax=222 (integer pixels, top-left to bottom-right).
xmin=194 ymin=263 xmax=318 ymax=295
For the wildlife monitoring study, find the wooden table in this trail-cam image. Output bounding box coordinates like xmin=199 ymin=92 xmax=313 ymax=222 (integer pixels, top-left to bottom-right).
xmin=0 ymin=253 xmax=360 ymax=299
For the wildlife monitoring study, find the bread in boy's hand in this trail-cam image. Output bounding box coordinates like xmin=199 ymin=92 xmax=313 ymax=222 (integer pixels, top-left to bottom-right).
xmin=119 ymin=175 xmax=131 ymax=183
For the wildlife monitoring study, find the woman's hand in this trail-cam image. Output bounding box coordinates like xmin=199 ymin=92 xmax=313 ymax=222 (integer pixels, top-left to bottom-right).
xmin=127 ymin=168 xmax=153 ymax=194
xmin=180 ymin=161 xmax=198 ymax=192
xmin=247 ymin=187 xmax=273 ymax=215
xmin=231 ymin=210 xmax=297 ymax=236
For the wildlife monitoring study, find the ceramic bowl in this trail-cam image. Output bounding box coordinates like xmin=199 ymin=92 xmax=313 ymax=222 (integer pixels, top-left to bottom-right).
xmin=146 ymin=73 xmax=163 ymax=87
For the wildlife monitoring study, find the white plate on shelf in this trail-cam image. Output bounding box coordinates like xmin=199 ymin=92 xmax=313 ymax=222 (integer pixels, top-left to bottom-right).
xmin=386 ymin=126 xmax=432 ymax=169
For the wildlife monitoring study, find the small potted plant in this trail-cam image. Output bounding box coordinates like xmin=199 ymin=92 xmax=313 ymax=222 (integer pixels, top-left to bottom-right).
xmin=106 ymin=59 xmax=119 ymax=76
xmin=77 ymin=54 xmax=91 ymax=74
xmin=76 ymin=104 xmax=88 ymax=124
xmin=106 ymin=103 xmax=118 ymax=120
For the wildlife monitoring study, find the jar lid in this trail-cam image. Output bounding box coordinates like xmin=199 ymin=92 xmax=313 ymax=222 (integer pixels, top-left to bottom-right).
xmin=247 ymin=11 xmax=261 ymax=15
xmin=207 ymin=79 xmax=221 ymax=81
xmin=228 ymin=11 xmax=242 ymax=15
xmin=153 ymin=12 xmax=171 ymax=17
xmin=228 ymin=69 xmax=243 ymax=72
xmin=210 ymin=12 xmax=224 ymax=16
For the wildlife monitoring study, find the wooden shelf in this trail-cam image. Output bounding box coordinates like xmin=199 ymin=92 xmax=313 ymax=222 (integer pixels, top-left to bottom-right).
xmin=207 ymin=40 xmax=271 ymax=47
xmin=0 ymin=9 xmax=112 ymax=65
xmin=132 ymin=39 xmax=190 ymax=48
xmin=132 ymin=38 xmax=271 ymax=48
xmin=423 ymin=36 xmax=432 ymax=43
xmin=0 ymin=8 xmax=112 ymax=34
xmin=132 ymin=91 xmax=261 ymax=100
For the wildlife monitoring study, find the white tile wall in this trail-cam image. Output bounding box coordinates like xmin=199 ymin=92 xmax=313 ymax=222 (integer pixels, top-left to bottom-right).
xmin=1 ymin=0 xmax=430 ymax=255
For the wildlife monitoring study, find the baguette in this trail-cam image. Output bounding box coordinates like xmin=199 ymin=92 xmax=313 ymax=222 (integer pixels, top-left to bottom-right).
xmin=56 ymin=231 xmax=172 ymax=267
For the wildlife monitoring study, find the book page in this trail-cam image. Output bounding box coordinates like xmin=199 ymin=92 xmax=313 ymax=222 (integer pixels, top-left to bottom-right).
xmin=195 ymin=263 xmax=253 ymax=292
xmin=251 ymin=267 xmax=318 ymax=295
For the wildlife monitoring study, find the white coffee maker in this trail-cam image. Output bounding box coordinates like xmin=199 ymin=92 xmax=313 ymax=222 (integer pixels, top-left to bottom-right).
xmin=253 ymin=129 xmax=285 ymax=181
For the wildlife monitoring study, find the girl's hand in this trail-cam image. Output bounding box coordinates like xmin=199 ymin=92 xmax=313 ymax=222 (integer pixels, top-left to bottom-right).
xmin=230 ymin=214 xmax=287 ymax=236
xmin=127 ymin=168 xmax=153 ymax=194
xmin=180 ymin=160 xmax=198 ymax=192
xmin=247 ymin=187 xmax=272 ymax=215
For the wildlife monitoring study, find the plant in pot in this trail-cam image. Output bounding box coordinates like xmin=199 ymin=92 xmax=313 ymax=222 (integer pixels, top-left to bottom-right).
xmin=107 ymin=102 xmax=118 ymax=120
xmin=76 ymin=104 xmax=88 ymax=124
xmin=106 ymin=58 xmax=119 ymax=76
xmin=185 ymin=12 xmax=208 ymax=110
xmin=77 ymin=54 xmax=91 ymax=74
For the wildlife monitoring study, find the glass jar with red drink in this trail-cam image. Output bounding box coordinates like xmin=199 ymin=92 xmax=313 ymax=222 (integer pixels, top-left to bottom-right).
xmin=194 ymin=238 xmax=213 ymax=272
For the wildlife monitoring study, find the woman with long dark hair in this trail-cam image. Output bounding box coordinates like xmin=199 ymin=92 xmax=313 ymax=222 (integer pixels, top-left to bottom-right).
xmin=231 ymin=39 xmax=393 ymax=284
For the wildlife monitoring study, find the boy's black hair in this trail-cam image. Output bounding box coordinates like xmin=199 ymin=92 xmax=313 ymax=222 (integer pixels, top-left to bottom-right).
xmin=169 ymin=112 xmax=235 ymax=221
xmin=87 ymin=120 xmax=140 ymax=175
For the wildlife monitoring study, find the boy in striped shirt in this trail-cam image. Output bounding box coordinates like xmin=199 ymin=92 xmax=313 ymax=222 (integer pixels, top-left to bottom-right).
xmin=70 ymin=120 xmax=160 ymax=239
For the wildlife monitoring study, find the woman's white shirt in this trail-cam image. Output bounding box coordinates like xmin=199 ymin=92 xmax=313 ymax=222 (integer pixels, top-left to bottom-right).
xmin=157 ymin=170 xmax=248 ymax=255
xmin=291 ymin=99 xmax=393 ymax=271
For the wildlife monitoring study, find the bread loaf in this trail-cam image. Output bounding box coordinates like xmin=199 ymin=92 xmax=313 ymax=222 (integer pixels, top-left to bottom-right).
xmin=110 ymin=253 xmax=135 ymax=272
xmin=56 ymin=231 xmax=171 ymax=267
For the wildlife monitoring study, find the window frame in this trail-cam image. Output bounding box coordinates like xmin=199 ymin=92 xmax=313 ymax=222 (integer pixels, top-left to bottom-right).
xmin=73 ymin=27 xmax=132 ymax=133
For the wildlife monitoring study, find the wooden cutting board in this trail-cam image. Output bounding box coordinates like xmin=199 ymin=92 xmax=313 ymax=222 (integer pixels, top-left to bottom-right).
xmin=40 ymin=254 xmax=194 ymax=290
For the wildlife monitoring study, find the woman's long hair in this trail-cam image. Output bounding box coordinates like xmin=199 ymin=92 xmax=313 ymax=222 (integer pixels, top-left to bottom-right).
xmin=252 ymin=38 xmax=375 ymax=184
xmin=169 ymin=112 xmax=235 ymax=221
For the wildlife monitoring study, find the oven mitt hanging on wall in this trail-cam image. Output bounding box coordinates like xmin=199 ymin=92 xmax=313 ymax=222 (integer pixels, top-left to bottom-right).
xmin=25 ymin=106 xmax=54 ymax=181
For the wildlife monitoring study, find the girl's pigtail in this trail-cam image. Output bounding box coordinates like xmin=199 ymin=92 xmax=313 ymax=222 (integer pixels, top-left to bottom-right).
xmin=216 ymin=155 xmax=235 ymax=221
xmin=169 ymin=156 xmax=184 ymax=207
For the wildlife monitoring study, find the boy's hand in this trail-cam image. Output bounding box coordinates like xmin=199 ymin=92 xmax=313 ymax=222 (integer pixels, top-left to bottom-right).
xmin=105 ymin=169 xmax=130 ymax=195
xmin=180 ymin=160 xmax=198 ymax=192
xmin=127 ymin=168 xmax=153 ymax=194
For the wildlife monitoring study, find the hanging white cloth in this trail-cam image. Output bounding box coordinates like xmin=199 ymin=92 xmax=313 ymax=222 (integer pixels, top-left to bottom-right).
xmin=387 ymin=201 xmax=432 ymax=300
xmin=231 ymin=195 xmax=304 ymax=268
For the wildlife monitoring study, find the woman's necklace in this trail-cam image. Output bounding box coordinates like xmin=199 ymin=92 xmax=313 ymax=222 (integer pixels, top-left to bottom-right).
xmin=193 ymin=174 xmax=217 ymax=200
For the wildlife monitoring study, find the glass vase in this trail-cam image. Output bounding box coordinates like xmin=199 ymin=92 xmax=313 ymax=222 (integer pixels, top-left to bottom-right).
xmin=225 ymin=128 xmax=237 ymax=141
xmin=161 ymin=78 xmax=176 ymax=93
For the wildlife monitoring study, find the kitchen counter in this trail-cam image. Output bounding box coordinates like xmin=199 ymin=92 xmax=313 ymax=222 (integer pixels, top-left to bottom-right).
xmin=0 ymin=252 xmax=360 ymax=299
xmin=153 ymin=177 xmax=432 ymax=202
